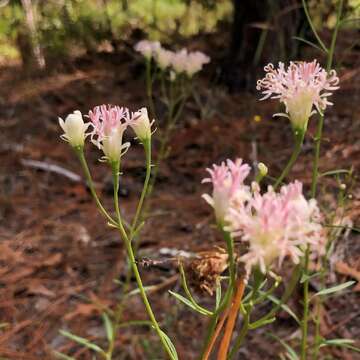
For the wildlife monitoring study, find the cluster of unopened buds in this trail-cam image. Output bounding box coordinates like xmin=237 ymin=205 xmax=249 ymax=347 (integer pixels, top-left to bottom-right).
xmin=59 ymin=105 xmax=153 ymax=161
xmin=202 ymin=159 xmax=325 ymax=275
xmin=134 ymin=39 xmax=210 ymax=78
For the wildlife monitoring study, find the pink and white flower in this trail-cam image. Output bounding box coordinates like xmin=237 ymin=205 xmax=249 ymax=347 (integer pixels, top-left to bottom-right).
xmin=256 ymin=60 xmax=339 ymax=130
xmin=171 ymin=49 xmax=210 ymax=77
xmin=155 ymin=48 xmax=174 ymax=69
xmin=171 ymin=49 xmax=189 ymax=74
xmin=202 ymin=159 xmax=251 ymax=223
xmin=226 ymin=180 xmax=324 ymax=273
xmin=134 ymin=40 xmax=161 ymax=60
xmin=88 ymin=105 xmax=130 ymax=162
xmin=59 ymin=110 xmax=90 ymax=148
xmin=128 ymin=107 xmax=154 ymax=141
xmin=185 ymin=51 xmax=210 ymax=77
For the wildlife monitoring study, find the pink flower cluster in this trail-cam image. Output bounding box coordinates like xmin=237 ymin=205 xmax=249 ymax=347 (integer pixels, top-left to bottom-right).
xmin=202 ymin=159 xmax=324 ymax=273
xmin=134 ymin=40 xmax=161 ymax=60
xmin=134 ymin=40 xmax=210 ymax=77
xmin=202 ymin=159 xmax=251 ymax=222
xmin=256 ymin=60 xmax=339 ymax=129
xmin=60 ymin=105 xmax=153 ymax=162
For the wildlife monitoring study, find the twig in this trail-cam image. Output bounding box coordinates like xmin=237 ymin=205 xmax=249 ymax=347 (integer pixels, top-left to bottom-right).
xmin=21 ymin=159 xmax=81 ymax=182
xmin=201 ymin=307 xmax=231 ymax=360
xmin=217 ymin=278 xmax=246 ymax=360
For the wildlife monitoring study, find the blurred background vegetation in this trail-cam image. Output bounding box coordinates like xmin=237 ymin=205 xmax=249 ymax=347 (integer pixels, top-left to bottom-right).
xmin=0 ymin=0 xmax=359 ymax=76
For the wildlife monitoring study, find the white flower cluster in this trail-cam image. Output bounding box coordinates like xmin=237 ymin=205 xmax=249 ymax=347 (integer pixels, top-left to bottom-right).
xmin=134 ymin=40 xmax=210 ymax=77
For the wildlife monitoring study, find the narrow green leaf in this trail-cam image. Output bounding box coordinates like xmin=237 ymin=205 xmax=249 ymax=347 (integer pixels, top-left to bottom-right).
xmin=314 ymin=281 xmax=355 ymax=297
xmin=177 ymin=262 xmax=212 ymax=316
xmin=320 ymin=338 xmax=360 ymax=353
xmin=53 ymin=351 xmax=76 ymax=360
xmin=267 ymin=295 xmax=300 ymax=324
xmin=249 ymin=317 xmax=276 ymax=330
xmin=169 ymin=291 xmax=212 ymax=316
xmin=319 ymin=169 xmax=351 ymax=178
xmin=102 ymin=312 xmax=113 ymax=343
xmin=159 ymin=330 xmax=178 ymax=360
xmin=300 ymin=272 xmax=322 ymax=284
xmin=323 ymin=338 xmax=354 ymax=346
xmin=292 ymin=36 xmax=327 ymax=53
xmin=215 ymin=281 xmax=222 ymax=310
xmin=59 ymin=330 xmax=105 ymax=354
xmin=268 ymin=333 xmax=299 ymax=360
xmin=126 ymin=285 xmax=155 ymax=297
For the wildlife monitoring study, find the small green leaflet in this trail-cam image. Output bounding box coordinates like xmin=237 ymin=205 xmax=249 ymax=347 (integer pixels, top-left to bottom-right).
xmin=249 ymin=317 xmax=276 ymax=330
xmin=300 ymin=272 xmax=322 ymax=284
xmin=169 ymin=291 xmax=212 ymax=316
xmin=59 ymin=330 xmax=106 ymax=355
xmin=320 ymin=338 xmax=360 ymax=353
xmin=102 ymin=312 xmax=113 ymax=343
xmin=314 ymin=281 xmax=355 ymax=297
xmin=159 ymin=330 xmax=179 ymax=360
xmin=268 ymin=333 xmax=299 ymax=360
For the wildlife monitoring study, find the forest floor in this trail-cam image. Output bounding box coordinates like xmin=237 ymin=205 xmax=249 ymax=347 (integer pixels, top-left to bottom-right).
xmin=0 ymin=40 xmax=360 ymax=360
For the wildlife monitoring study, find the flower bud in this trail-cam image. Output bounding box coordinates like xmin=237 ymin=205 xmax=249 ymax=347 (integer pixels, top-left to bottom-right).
xmin=59 ymin=110 xmax=89 ymax=148
xmin=258 ymin=162 xmax=268 ymax=177
xmin=102 ymin=123 xmax=128 ymax=162
xmin=129 ymin=108 xmax=153 ymax=141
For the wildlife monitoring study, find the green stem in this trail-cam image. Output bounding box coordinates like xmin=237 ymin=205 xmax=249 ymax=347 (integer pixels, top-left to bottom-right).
xmin=76 ymin=149 xmax=117 ymax=227
xmin=130 ymin=138 xmax=152 ymax=237
xmin=274 ymin=130 xmax=304 ymax=190
xmin=198 ymin=288 xmax=234 ymax=360
xmin=301 ymin=246 xmax=310 ymax=360
xmin=111 ymin=163 xmax=175 ymax=360
xmin=228 ymin=311 xmax=250 ymax=360
xmin=221 ymin=227 xmax=236 ymax=292
xmin=302 ymin=2 xmax=343 ymax=359
xmin=146 ymin=59 xmax=156 ymax=119
xmin=227 ymin=270 xmax=264 ymax=360
xmin=228 ymin=264 xmax=301 ymax=359
xmin=107 ymin=138 xmax=153 ymax=358
xmin=301 ymin=0 xmax=328 ymax=53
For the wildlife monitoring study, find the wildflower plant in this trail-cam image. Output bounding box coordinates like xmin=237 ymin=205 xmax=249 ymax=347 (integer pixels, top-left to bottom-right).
xmin=58 ymin=105 xmax=178 ymax=360
xmin=134 ymin=40 xmax=210 ymax=191
xmin=56 ymin=2 xmax=360 ymax=358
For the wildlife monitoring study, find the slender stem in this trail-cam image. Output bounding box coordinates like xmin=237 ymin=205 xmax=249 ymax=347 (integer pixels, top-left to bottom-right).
xmin=130 ymin=138 xmax=152 ymax=237
xmin=217 ymin=278 xmax=246 ymax=360
xmin=274 ymin=130 xmax=304 ymax=190
xmin=310 ymin=0 xmax=343 ymax=197
xmin=111 ymin=163 xmax=175 ymax=360
xmin=201 ymin=308 xmax=231 ymax=360
xmin=228 ymin=264 xmax=301 ymax=360
xmin=199 ymin=284 xmax=234 ymax=360
xmin=76 ymin=149 xmax=117 ymax=226
xmin=302 ymin=2 xmax=343 ymax=359
xmin=146 ymin=59 xmax=156 ymax=119
xmin=221 ymin=227 xmax=236 ymax=292
xmin=228 ymin=311 xmax=250 ymax=359
xmin=301 ymin=246 xmax=310 ymax=360
xmin=107 ymin=139 xmax=153 ymax=358
xmin=301 ymin=0 xmax=328 ymax=53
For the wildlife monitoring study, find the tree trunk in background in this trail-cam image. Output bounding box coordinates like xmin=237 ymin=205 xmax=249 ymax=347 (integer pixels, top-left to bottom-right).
xmin=222 ymin=0 xmax=306 ymax=91
xmin=21 ymin=0 xmax=45 ymax=70
xmin=221 ymin=0 xmax=266 ymax=91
